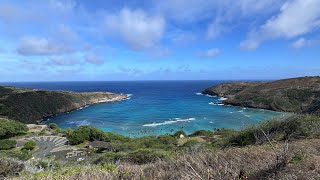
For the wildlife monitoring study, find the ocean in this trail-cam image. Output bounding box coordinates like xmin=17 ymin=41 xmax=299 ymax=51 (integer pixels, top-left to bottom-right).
xmin=1 ymin=81 xmax=285 ymax=137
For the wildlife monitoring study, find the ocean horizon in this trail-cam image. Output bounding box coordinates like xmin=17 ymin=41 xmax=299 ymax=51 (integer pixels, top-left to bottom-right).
xmin=0 ymin=81 xmax=284 ymax=137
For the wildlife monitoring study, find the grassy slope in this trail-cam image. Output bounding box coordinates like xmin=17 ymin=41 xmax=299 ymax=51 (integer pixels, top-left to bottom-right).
xmin=202 ymin=76 xmax=320 ymax=113
xmin=0 ymin=86 xmax=127 ymax=123
xmin=1 ymin=114 xmax=318 ymax=180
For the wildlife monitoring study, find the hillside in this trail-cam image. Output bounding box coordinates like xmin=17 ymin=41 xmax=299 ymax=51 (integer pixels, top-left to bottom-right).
xmin=0 ymin=86 xmax=128 ymax=123
xmin=202 ymin=76 xmax=320 ymax=113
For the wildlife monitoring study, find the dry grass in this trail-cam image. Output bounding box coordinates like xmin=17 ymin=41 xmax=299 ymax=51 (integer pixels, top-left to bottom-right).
xmin=12 ymin=138 xmax=320 ymax=180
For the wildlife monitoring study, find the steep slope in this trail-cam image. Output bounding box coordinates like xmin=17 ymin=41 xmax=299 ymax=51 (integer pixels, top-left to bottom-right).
xmin=202 ymin=76 xmax=320 ymax=113
xmin=0 ymin=86 xmax=128 ymax=123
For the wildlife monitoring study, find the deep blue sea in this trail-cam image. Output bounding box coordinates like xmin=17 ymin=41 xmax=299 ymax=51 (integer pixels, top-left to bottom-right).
xmin=0 ymin=81 xmax=285 ymax=137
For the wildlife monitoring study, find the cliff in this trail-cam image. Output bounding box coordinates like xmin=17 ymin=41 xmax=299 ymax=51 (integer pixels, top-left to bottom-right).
xmin=202 ymin=76 xmax=320 ymax=114
xmin=0 ymin=86 xmax=128 ymax=123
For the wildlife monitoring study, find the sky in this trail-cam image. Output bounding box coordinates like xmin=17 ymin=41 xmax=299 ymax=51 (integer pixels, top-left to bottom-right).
xmin=0 ymin=0 xmax=320 ymax=81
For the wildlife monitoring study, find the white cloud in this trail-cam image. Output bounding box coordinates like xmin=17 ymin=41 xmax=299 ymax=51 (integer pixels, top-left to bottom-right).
xmin=241 ymin=0 xmax=320 ymax=50
xmin=84 ymin=54 xmax=104 ymax=65
xmin=199 ymin=48 xmax=220 ymax=58
xmin=47 ymin=56 xmax=81 ymax=66
xmin=17 ymin=36 xmax=73 ymax=55
xmin=291 ymin=38 xmax=306 ymax=49
xmin=206 ymin=0 xmax=284 ymax=40
xmin=102 ymin=8 xmax=165 ymax=50
xmin=152 ymin=0 xmax=215 ymax=23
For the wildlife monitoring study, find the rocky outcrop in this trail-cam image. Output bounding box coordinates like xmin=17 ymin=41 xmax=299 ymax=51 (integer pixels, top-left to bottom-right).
xmin=0 ymin=86 xmax=128 ymax=123
xmin=202 ymin=76 xmax=320 ymax=114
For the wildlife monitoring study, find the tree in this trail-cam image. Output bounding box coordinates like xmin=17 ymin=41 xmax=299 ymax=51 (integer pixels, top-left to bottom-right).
xmin=0 ymin=119 xmax=28 ymax=139
xmin=0 ymin=139 xmax=17 ymax=150
xmin=23 ymin=141 xmax=36 ymax=150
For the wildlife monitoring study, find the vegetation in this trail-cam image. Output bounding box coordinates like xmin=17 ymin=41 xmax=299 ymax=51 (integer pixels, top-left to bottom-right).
xmin=0 ymin=118 xmax=28 ymax=139
xmin=23 ymin=141 xmax=37 ymax=151
xmin=0 ymin=139 xmax=17 ymax=150
xmin=0 ymin=114 xmax=319 ymax=179
xmin=0 ymin=86 xmax=127 ymax=123
xmin=202 ymin=76 xmax=320 ymax=113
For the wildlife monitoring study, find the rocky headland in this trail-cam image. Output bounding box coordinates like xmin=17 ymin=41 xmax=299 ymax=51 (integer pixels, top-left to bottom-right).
xmin=202 ymin=76 xmax=320 ymax=114
xmin=0 ymin=86 xmax=128 ymax=123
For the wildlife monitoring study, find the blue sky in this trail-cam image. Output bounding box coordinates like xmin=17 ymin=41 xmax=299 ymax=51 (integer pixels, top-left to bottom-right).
xmin=0 ymin=0 xmax=320 ymax=81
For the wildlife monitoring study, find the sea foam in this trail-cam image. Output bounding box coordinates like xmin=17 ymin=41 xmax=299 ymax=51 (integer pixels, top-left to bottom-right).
xmin=142 ymin=118 xmax=196 ymax=127
xmin=218 ymin=97 xmax=228 ymax=101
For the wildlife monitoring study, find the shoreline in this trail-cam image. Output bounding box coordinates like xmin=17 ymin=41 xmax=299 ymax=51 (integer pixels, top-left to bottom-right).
xmin=38 ymin=94 xmax=130 ymax=124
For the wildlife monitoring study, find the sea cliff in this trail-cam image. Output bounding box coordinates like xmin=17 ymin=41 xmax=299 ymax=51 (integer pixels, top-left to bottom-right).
xmin=202 ymin=76 xmax=320 ymax=114
xmin=0 ymin=86 xmax=128 ymax=123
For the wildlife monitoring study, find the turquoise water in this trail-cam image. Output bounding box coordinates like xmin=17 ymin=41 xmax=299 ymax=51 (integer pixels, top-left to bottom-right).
xmin=1 ymin=81 xmax=285 ymax=136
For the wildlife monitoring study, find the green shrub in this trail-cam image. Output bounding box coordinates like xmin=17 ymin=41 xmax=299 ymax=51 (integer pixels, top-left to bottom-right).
xmin=68 ymin=126 xmax=107 ymax=145
xmin=222 ymin=115 xmax=320 ymax=147
xmin=0 ymin=149 xmax=32 ymax=160
xmin=289 ymin=152 xmax=305 ymax=165
xmin=126 ymin=149 xmax=169 ymax=164
xmin=0 ymin=139 xmax=17 ymax=150
xmin=48 ymin=123 xmax=58 ymax=130
xmin=0 ymin=119 xmax=28 ymax=139
xmin=173 ymin=130 xmax=187 ymax=137
xmin=190 ymin=130 xmax=213 ymax=137
xmin=23 ymin=141 xmax=36 ymax=150
xmin=95 ymin=152 xmax=128 ymax=164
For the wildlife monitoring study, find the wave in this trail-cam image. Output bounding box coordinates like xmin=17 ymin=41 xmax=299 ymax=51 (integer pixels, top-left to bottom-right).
xmin=68 ymin=120 xmax=91 ymax=126
xmin=218 ymin=97 xmax=228 ymax=101
xmin=209 ymin=102 xmax=224 ymax=106
xmin=142 ymin=118 xmax=196 ymax=127
xmin=195 ymin=92 xmax=202 ymax=95
xmin=206 ymin=94 xmax=217 ymax=97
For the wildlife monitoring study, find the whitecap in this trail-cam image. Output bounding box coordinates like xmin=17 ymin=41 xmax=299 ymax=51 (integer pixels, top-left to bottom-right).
xmin=209 ymin=102 xmax=224 ymax=106
xmin=69 ymin=120 xmax=91 ymax=126
xmin=238 ymin=110 xmax=244 ymax=113
xmin=195 ymin=92 xmax=202 ymax=95
xmin=218 ymin=97 xmax=228 ymax=101
xmin=142 ymin=118 xmax=196 ymax=127
xmin=206 ymin=94 xmax=217 ymax=98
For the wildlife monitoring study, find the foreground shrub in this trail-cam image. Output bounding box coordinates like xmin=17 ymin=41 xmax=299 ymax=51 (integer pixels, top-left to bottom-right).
xmin=0 ymin=139 xmax=17 ymax=150
xmin=127 ymin=149 xmax=169 ymax=164
xmin=23 ymin=141 xmax=36 ymax=150
xmin=173 ymin=130 xmax=187 ymax=137
xmin=0 ymin=119 xmax=28 ymax=139
xmin=190 ymin=130 xmax=213 ymax=137
xmin=0 ymin=158 xmax=24 ymax=177
xmin=68 ymin=126 xmax=107 ymax=145
xmin=0 ymin=149 xmax=32 ymax=161
xmin=224 ymin=114 xmax=320 ymax=147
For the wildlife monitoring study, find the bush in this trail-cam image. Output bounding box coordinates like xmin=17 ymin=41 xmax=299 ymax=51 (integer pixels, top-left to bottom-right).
xmin=68 ymin=126 xmax=107 ymax=145
xmin=0 ymin=149 xmax=32 ymax=161
xmin=0 ymin=119 xmax=28 ymax=139
xmin=48 ymin=123 xmax=58 ymax=130
xmin=0 ymin=139 xmax=17 ymax=150
xmin=0 ymin=158 xmax=25 ymax=177
xmin=95 ymin=152 xmax=128 ymax=164
xmin=23 ymin=141 xmax=36 ymax=150
xmin=173 ymin=130 xmax=187 ymax=137
xmin=190 ymin=130 xmax=213 ymax=137
xmin=126 ymin=149 xmax=169 ymax=164
xmin=223 ymin=114 xmax=320 ymax=147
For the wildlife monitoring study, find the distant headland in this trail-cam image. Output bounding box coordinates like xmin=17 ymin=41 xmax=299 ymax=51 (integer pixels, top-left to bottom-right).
xmin=202 ymin=76 xmax=320 ymax=114
xmin=0 ymin=86 xmax=128 ymax=124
